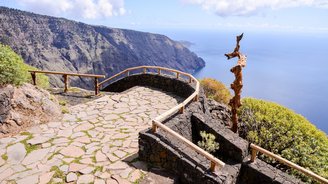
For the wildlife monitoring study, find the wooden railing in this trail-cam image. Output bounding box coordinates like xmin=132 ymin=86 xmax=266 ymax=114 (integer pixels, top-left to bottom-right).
xmin=28 ymin=70 xmax=105 ymax=95
xmin=250 ymin=144 xmax=328 ymax=184
xmin=99 ymin=66 xmax=225 ymax=172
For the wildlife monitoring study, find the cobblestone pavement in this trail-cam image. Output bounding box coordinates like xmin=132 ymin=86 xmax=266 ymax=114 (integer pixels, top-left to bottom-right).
xmin=0 ymin=86 xmax=182 ymax=184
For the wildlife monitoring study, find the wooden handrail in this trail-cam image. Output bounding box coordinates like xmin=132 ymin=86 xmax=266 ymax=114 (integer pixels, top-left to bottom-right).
xmin=250 ymin=144 xmax=328 ymax=184
xmin=100 ymin=65 xmax=223 ymax=172
xmin=153 ymin=120 xmax=225 ymax=171
xmin=97 ymin=65 xmax=194 ymax=88
xmin=28 ymin=70 xmax=105 ymax=78
xmin=28 ymin=70 xmax=105 ymax=95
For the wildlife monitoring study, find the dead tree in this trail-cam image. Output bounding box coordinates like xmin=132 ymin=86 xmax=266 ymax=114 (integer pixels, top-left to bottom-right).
xmin=225 ymin=33 xmax=247 ymax=133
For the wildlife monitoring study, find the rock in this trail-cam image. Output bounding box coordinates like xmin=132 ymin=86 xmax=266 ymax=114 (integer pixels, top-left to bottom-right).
xmin=69 ymin=163 xmax=88 ymax=172
xmin=66 ymin=172 xmax=78 ymax=182
xmin=59 ymin=165 xmax=69 ymax=173
xmin=39 ymin=171 xmax=55 ymax=184
xmin=96 ymin=150 xmax=107 ymax=162
xmin=113 ymin=150 xmax=127 ymax=158
xmin=94 ymin=179 xmax=106 ymax=184
xmin=27 ymin=136 xmax=51 ymax=145
xmin=74 ymin=123 xmax=94 ymax=132
xmin=79 ymin=166 xmax=95 ymax=174
xmin=0 ymin=83 xmax=61 ymax=137
xmin=60 ymin=145 xmax=85 ymax=157
xmin=0 ymin=168 xmax=14 ymax=181
xmin=22 ymin=148 xmax=50 ymax=165
xmin=7 ymin=143 xmax=26 ymax=164
xmin=77 ymin=174 xmax=94 ymax=184
xmin=107 ymin=161 xmax=129 ymax=170
xmin=16 ymin=174 xmax=39 ymax=184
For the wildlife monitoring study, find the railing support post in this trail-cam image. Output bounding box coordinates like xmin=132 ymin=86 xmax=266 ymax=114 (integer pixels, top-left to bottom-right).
xmin=176 ymin=72 xmax=179 ymax=79
xmin=193 ymin=95 xmax=199 ymax=102
xmin=179 ymin=106 xmax=184 ymax=114
xmin=158 ymin=69 xmax=161 ymax=75
xmin=31 ymin=72 xmax=36 ymax=85
xmin=63 ymin=74 xmax=69 ymax=92
xmin=189 ymin=76 xmax=192 ymax=83
xmin=210 ymin=161 xmax=216 ymax=172
xmin=152 ymin=123 xmax=157 ymax=132
xmin=94 ymin=77 xmax=99 ymax=95
xmin=250 ymin=149 xmax=258 ymax=162
xmin=143 ymin=67 xmax=146 ymax=74
xmin=126 ymin=70 xmax=130 ymax=76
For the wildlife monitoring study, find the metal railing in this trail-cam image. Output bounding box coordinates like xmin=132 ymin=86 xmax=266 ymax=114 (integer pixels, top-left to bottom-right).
xmin=99 ymin=66 xmax=225 ymax=172
xmin=250 ymin=143 xmax=328 ymax=183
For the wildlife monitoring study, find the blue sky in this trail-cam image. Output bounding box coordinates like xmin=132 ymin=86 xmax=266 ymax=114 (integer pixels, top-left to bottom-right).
xmin=1 ymin=0 xmax=328 ymax=33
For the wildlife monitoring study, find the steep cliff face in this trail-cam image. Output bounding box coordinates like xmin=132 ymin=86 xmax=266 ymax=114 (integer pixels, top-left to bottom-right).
xmin=0 ymin=7 xmax=205 ymax=89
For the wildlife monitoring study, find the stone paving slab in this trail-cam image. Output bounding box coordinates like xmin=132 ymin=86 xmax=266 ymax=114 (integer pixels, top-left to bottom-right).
xmin=0 ymin=86 xmax=182 ymax=184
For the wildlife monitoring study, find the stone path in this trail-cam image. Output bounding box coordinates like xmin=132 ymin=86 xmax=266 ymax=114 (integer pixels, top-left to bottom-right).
xmin=0 ymin=86 xmax=182 ymax=184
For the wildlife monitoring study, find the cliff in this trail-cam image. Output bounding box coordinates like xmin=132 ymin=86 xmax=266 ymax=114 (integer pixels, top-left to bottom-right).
xmin=0 ymin=7 xmax=205 ymax=89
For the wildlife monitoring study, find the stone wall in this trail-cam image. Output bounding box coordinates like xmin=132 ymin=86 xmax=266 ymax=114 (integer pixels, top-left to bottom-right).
xmin=101 ymin=73 xmax=195 ymax=98
xmin=237 ymin=157 xmax=303 ymax=184
xmin=139 ymin=130 xmax=226 ymax=184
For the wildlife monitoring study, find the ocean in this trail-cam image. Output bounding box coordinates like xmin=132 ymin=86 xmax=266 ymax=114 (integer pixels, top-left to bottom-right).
xmin=153 ymin=29 xmax=328 ymax=134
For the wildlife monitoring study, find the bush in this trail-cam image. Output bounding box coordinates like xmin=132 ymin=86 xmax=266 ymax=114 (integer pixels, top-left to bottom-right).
xmin=0 ymin=44 xmax=49 ymax=88
xmin=238 ymin=98 xmax=328 ymax=183
xmin=200 ymin=78 xmax=231 ymax=105
xmin=198 ymin=131 xmax=220 ymax=153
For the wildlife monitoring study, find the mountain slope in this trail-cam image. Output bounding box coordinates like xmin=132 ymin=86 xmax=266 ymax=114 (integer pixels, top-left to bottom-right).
xmin=0 ymin=7 xmax=205 ymax=89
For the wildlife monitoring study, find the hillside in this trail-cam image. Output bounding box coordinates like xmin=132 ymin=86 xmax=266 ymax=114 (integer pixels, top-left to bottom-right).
xmin=0 ymin=7 xmax=205 ymax=89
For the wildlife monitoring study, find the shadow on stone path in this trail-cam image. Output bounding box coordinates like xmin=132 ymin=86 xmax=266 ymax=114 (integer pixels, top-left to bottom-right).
xmin=0 ymin=86 xmax=183 ymax=184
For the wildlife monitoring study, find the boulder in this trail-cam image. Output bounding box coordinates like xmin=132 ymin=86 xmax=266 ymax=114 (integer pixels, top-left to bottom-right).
xmin=0 ymin=83 xmax=61 ymax=137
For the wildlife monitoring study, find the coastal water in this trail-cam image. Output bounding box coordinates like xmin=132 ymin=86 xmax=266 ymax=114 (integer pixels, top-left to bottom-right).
xmin=153 ymin=29 xmax=328 ymax=133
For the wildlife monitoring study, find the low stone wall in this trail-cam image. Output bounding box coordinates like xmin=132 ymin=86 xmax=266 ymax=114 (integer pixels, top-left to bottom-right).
xmin=139 ymin=130 xmax=226 ymax=184
xmin=101 ymin=73 xmax=195 ymax=98
xmin=237 ymin=157 xmax=303 ymax=184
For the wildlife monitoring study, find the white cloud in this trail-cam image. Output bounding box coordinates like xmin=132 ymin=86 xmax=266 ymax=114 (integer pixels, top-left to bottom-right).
xmin=16 ymin=0 xmax=126 ymax=19
xmin=182 ymin=0 xmax=328 ymax=16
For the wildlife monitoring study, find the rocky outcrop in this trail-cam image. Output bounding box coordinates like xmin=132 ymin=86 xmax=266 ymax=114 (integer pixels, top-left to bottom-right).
xmin=0 ymin=83 xmax=61 ymax=137
xmin=0 ymin=7 xmax=205 ymax=89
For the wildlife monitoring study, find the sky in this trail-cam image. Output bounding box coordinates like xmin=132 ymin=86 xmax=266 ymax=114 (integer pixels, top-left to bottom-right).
xmin=1 ymin=0 xmax=328 ymax=33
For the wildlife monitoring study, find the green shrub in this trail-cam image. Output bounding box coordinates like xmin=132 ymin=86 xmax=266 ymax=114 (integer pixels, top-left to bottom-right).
xmin=238 ymin=98 xmax=328 ymax=183
xmin=0 ymin=44 xmax=27 ymax=86
xmin=200 ymin=78 xmax=231 ymax=105
xmin=198 ymin=131 xmax=220 ymax=153
xmin=0 ymin=44 xmax=49 ymax=88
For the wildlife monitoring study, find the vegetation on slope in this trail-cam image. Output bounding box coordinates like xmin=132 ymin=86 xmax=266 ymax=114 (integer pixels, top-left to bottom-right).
xmin=0 ymin=43 xmax=49 ymax=88
xmin=200 ymin=78 xmax=231 ymax=105
xmin=238 ymin=98 xmax=328 ymax=183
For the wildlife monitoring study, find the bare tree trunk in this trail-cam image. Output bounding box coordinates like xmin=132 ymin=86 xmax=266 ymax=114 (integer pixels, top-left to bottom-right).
xmin=225 ymin=33 xmax=247 ymax=133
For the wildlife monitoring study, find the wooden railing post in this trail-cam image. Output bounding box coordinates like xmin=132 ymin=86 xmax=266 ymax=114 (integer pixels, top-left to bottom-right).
xmin=94 ymin=77 xmax=99 ymax=95
xmin=63 ymin=74 xmax=68 ymax=92
xmin=189 ymin=76 xmax=192 ymax=83
xmin=179 ymin=106 xmax=184 ymax=114
xmin=143 ymin=67 xmax=146 ymax=74
xmin=250 ymin=148 xmax=258 ymax=162
xmin=31 ymin=72 xmax=36 ymax=85
xmin=193 ymin=95 xmax=199 ymax=102
xmin=210 ymin=161 xmax=216 ymax=172
xmin=152 ymin=123 xmax=157 ymax=132
xmin=158 ymin=68 xmax=161 ymax=75
xmin=176 ymin=72 xmax=179 ymax=79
